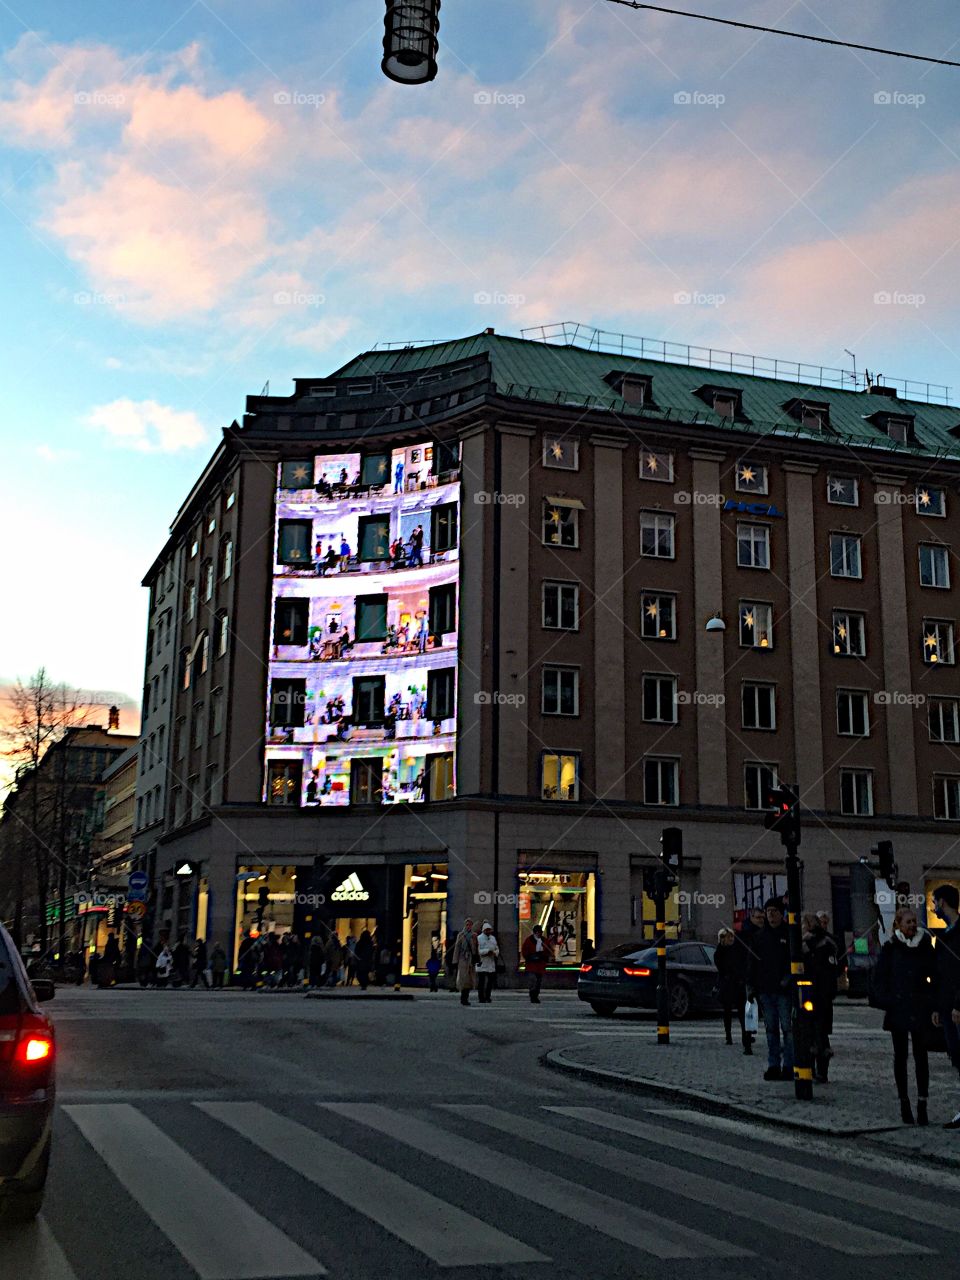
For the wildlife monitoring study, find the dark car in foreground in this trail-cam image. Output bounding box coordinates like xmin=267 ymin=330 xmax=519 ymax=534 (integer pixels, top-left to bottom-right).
xmin=0 ymin=922 xmax=55 ymax=1224
xmin=578 ymin=940 xmax=721 ymax=1018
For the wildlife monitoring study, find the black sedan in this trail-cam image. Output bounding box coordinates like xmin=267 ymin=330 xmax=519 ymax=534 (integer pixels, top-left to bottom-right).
xmin=0 ymin=922 xmax=55 ymax=1224
xmin=578 ymin=940 xmax=721 ymax=1018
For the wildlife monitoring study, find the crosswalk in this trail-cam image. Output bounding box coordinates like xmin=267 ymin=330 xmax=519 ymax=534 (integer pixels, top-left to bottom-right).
xmin=8 ymin=1097 xmax=960 ymax=1279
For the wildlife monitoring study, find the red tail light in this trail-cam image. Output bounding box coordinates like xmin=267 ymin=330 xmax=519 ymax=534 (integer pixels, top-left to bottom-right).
xmin=0 ymin=1013 xmax=55 ymax=1095
xmin=17 ymin=1035 xmax=53 ymax=1065
xmin=579 ymin=963 xmax=593 ymax=973
xmin=623 ymin=966 xmax=652 ymax=977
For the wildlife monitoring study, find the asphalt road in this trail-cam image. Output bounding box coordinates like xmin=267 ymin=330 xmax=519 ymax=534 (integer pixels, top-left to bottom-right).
xmin=4 ymin=987 xmax=960 ymax=1280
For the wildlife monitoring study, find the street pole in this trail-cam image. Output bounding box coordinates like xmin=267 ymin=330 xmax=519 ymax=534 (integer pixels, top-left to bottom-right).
xmin=655 ymin=868 xmax=669 ymax=1045
xmin=783 ymin=833 xmax=814 ymax=1101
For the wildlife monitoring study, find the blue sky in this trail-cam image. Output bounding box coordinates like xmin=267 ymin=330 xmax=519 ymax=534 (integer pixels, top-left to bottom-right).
xmin=0 ymin=0 xmax=958 ymax=709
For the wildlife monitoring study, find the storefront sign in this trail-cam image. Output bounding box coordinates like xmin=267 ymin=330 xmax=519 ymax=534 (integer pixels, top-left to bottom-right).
xmin=331 ymin=872 xmax=371 ymax=902
xmin=722 ymin=499 xmax=784 ymax=518
xmin=518 ymin=893 xmax=531 ymax=921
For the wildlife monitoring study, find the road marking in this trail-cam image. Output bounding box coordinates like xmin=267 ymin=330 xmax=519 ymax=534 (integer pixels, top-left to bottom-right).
xmin=0 ymin=1219 xmax=79 ymax=1280
xmin=198 ymin=1102 xmax=545 ymax=1267
xmin=322 ymin=1102 xmax=747 ymax=1259
xmin=64 ymin=1104 xmax=323 ymax=1279
xmin=545 ymin=1107 xmax=934 ymax=1254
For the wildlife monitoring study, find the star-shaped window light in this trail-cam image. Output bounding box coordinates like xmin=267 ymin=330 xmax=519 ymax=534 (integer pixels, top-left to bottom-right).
xmin=551 ymin=442 xmax=564 ymax=460
xmin=739 ymin=466 xmax=755 ymax=486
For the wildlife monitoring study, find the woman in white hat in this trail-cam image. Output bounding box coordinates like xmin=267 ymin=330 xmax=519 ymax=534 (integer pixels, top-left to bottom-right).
xmin=476 ymin=921 xmax=501 ymax=1004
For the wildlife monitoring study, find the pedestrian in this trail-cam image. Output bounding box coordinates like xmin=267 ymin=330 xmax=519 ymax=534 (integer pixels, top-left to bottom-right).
xmin=746 ymin=897 xmax=794 ymax=1081
xmin=264 ymin=934 xmax=284 ymax=989
xmin=172 ymin=934 xmax=191 ymax=988
xmin=802 ymin=913 xmax=838 ymax=1081
xmin=522 ymin=924 xmax=553 ymax=1004
xmin=452 ymin=917 xmax=479 ymax=1006
xmin=155 ymin=944 xmax=173 ymax=989
xmin=344 ymin=934 xmax=357 ymax=986
xmin=930 ymin=884 xmax=960 ymax=1129
xmin=100 ymin=932 xmax=121 ymax=987
xmin=476 ymin=921 xmax=500 ymax=1004
xmin=714 ymin=927 xmax=751 ymax=1052
xmin=191 ymin=937 xmax=210 ymax=990
xmin=871 ymin=905 xmax=937 ymax=1125
xmin=325 ymin=932 xmax=342 ymax=986
xmin=355 ymin=929 xmax=375 ymax=991
xmin=308 ymin=935 xmax=325 ymax=988
xmin=426 ymin=935 xmax=442 ymax=992
xmin=210 ymin=942 xmax=228 ymax=990
xmin=582 ymin=937 xmax=596 ymax=963
xmin=238 ymin=930 xmax=256 ymax=990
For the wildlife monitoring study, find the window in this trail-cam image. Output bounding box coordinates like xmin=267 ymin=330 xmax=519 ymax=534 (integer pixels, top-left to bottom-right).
xmin=215 ymin=612 xmax=229 ymax=657
xmin=928 ymin=698 xmax=960 ymax=743
xmin=144 ymin=792 xmax=152 ymax=826
xmin=226 ymin=490 xmax=236 ymax=509
xmin=742 ymin=683 xmax=776 ymax=730
xmin=922 ymin=620 xmax=955 ymax=665
xmin=429 ymin=583 xmax=457 ymax=638
xmin=542 ymin=501 xmax=580 ymax=548
xmin=162 ymin=665 xmax=169 ymax=700
xmin=934 ymin=777 xmax=960 ymax=820
xmin=641 ymin=593 xmax=676 ymax=639
xmin=640 ymin=450 xmax=674 ymax=482
xmin=175 ymin=717 xmax=186 ymax=761
xmin=186 ymin=581 xmax=196 ymax=620
xmin=270 ymin=678 xmax=306 ymax=728
xmin=643 ymin=757 xmax=679 ymax=805
xmin=830 ymin=533 xmax=862 ymax=579
xmin=199 ymin=632 xmax=210 ymax=674
xmin=427 ymin=668 xmax=456 ymax=721
xmin=278 ymin=519 xmax=312 ymax=566
xmin=541 ymin=752 xmax=579 ymax=801
xmin=355 ymin=595 xmax=388 ymax=642
xmin=735 ymin=463 xmax=768 ymax=495
xmin=919 ymin=544 xmax=950 ymax=589
xmin=358 ymin=515 xmax=390 ymax=562
xmin=642 ymin=675 xmax=677 ymax=724
xmin=640 ymin=511 xmax=675 ymax=558
xmin=431 ymin=502 xmax=458 ymax=553
xmin=425 ymin=752 xmax=454 ymax=801
xmin=916 ymin=486 xmax=946 ymax=518
xmin=837 ymin=690 xmax=870 ymax=737
xmin=192 ymin=702 xmax=204 ymax=749
xmin=274 ymin=598 xmax=308 ymax=647
xmin=739 ymin=601 xmax=773 ymax=648
xmin=181 ymin=647 xmax=192 ymax=691
xmin=832 ymin=610 xmax=866 ymax=656
xmin=280 ymin=459 xmax=314 ymax=489
xmin=711 ymin=391 xmax=738 ymax=419
xmin=800 ymin=403 xmax=830 ymax=432
xmin=737 ymin=522 xmax=770 ymax=570
xmin=432 ymin=438 xmax=459 ymax=476
xmin=885 ymin=415 xmax=914 ymax=445
xmin=543 ymin=436 xmax=579 ymax=470
xmin=361 ymin=452 xmax=391 ymax=487
xmin=543 ymin=581 xmax=579 ymax=630
xmin=212 ymin=690 xmax=224 ymax=737
xmin=542 ymin=666 xmax=579 ymax=716
xmin=267 ymin=760 xmax=302 ymax=807
xmin=744 ymin=762 xmax=778 ymax=810
xmin=190 ymin=536 xmax=199 ymax=559
xmin=220 ymin=538 xmax=233 ymax=580
xmin=136 ymin=797 xmax=143 ymax=830
xmin=827 ymin=476 xmax=859 ymax=506
xmin=840 ymin=769 xmax=873 ymax=816
xmin=206 ymin=507 xmax=216 ymax=535
xmin=350 ymin=758 xmax=383 ymax=805
xmin=352 ymin=676 xmax=385 ymax=725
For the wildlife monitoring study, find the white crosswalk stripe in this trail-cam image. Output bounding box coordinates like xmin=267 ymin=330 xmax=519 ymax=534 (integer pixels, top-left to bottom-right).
xmin=322 ymin=1101 xmax=749 ymax=1259
xmin=452 ymin=1105 xmax=929 ymax=1256
xmin=197 ymin=1101 xmax=546 ymax=1266
xmin=63 ymin=1103 xmax=324 ymax=1279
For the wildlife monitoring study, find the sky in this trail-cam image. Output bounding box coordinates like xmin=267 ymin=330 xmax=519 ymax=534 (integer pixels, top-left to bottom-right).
xmin=0 ymin=0 xmax=958 ymax=712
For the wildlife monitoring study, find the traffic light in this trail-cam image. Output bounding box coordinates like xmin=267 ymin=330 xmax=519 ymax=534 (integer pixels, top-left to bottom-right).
xmin=874 ymin=840 xmax=897 ymax=889
xmin=660 ymin=827 xmax=683 ymax=875
xmin=762 ymin=784 xmax=801 ymax=846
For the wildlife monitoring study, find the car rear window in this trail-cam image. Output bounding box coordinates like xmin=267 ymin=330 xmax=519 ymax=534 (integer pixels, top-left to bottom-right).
xmin=0 ymin=935 xmax=24 ymax=1016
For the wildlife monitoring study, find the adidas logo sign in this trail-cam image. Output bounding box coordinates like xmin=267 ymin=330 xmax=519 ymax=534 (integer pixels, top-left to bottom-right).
xmin=331 ymin=872 xmax=370 ymax=902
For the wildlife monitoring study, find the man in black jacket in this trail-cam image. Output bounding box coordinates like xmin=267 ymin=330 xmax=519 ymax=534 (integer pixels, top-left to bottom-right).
xmin=747 ymin=898 xmax=793 ymax=1081
xmin=932 ymin=885 xmax=960 ymax=1129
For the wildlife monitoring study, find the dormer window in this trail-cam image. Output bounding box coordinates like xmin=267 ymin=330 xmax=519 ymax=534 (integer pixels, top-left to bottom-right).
xmin=605 ymin=370 xmax=655 ymax=407
xmin=695 ymin=385 xmax=744 ymax=420
xmin=713 ymin=393 xmax=737 ymax=419
xmin=867 ymin=409 xmax=917 ymax=445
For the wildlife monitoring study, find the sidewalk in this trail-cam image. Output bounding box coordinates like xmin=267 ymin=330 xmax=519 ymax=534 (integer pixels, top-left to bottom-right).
xmin=546 ymin=1019 xmax=960 ymax=1167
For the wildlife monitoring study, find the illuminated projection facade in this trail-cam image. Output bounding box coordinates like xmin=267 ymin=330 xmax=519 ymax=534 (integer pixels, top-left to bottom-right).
xmin=265 ymin=442 xmax=459 ymax=808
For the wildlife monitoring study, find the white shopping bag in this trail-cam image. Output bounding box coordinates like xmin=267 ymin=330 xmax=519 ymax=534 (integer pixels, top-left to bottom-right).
xmin=743 ymin=998 xmax=759 ymax=1034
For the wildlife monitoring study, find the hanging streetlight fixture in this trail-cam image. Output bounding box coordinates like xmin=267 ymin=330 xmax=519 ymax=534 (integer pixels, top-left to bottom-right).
xmin=382 ymin=1 xmax=441 ymax=84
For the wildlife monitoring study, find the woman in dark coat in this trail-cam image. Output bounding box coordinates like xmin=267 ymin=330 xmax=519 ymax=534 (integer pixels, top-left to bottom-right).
xmin=714 ymin=928 xmax=751 ymax=1052
xmin=871 ymin=906 xmax=937 ymax=1125
xmin=354 ymin=930 xmax=375 ymax=991
xmin=802 ymin=914 xmax=839 ymax=1082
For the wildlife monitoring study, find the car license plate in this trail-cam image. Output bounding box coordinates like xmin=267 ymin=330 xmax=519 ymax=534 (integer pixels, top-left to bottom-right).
xmin=596 ymin=968 xmax=619 ymax=978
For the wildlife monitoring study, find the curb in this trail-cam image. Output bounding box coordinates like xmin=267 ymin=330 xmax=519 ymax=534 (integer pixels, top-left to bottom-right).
xmin=305 ymin=991 xmax=416 ymax=1001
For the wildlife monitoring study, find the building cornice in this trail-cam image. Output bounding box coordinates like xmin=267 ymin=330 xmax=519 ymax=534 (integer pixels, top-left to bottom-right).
xmin=781 ymin=459 xmax=820 ymax=475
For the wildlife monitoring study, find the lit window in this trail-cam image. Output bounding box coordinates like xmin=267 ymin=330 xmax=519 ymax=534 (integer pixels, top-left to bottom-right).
xmin=280 ymin=460 xmax=315 ymax=490
xmin=640 ymin=450 xmax=674 ymax=482
xmin=735 ymin=463 xmax=768 ymax=495
xmin=840 ymin=769 xmax=873 ymax=816
xmin=739 ymin=601 xmax=773 ymax=649
xmin=737 ymin=522 xmax=770 ymax=569
xmin=430 ymin=503 xmax=458 ymax=554
xmin=830 ymin=534 xmax=862 ymax=579
xmin=542 ymin=501 xmax=580 ymax=548
xmin=922 ymin=620 xmax=955 ymax=665
xmin=919 ymin=544 xmax=950 ymax=588
xmin=425 ymin=752 xmax=454 ymax=801
xmin=541 ymin=752 xmax=579 ymax=801
xmin=226 ymin=490 xmax=236 ymax=509
xmin=832 ymin=610 xmax=866 ymax=656
xmin=543 ymin=436 xmax=579 ymax=470
xmin=220 ymin=538 xmax=233 ymax=580
xmin=277 ymin=520 xmax=312 ymax=566
xmin=641 ymin=593 xmax=676 ymax=640
xmin=827 ymin=476 xmax=858 ymax=506
xmin=915 ymin=486 xmax=946 ymax=517
xmin=267 ymin=760 xmax=301 ymax=807
xmin=837 ymin=690 xmax=870 ymax=737
xmin=640 ymin=511 xmax=675 ymax=558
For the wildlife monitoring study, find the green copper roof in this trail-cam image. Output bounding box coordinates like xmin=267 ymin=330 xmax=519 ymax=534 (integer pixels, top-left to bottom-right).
xmin=335 ymin=331 xmax=960 ymax=458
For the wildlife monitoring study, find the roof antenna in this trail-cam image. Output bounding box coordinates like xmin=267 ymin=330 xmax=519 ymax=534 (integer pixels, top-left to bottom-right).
xmin=844 ymin=349 xmax=857 ymax=389
xmin=261 ymin=379 xmax=270 ymax=396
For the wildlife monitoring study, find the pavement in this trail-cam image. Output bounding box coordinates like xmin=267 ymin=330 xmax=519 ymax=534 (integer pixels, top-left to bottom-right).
xmin=544 ymin=999 xmax=960 ymax=1165
xmin=5 ymin=987 xmax=960 ymax=1280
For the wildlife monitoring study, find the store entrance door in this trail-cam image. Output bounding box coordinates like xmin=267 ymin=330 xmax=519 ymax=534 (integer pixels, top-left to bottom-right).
xmin=335 ymin=916 xmax=378 ymax=943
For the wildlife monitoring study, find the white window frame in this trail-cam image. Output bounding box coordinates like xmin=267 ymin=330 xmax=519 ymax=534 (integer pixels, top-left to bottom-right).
xmin=742 ymin=682 xmax=776 ymax=730
xmin=542 ymin=436 xmax=579 ymax=470
xmin=541 ymin=751 xmax=580 ymax=801
xmin=832 ymin=610 xmax=866 ymax=657
xmin=840 ymin=768 xmax=874 ymax=816
xmin=922 ymin=620 xmax=955 ymax=665
xmin=640 ymin=450 xmax=674 ymax=483
xmin=542 ymin=502 xmax=580 ymax=549
xmin=735 ymin=462 xmax=769 ymax=495
xmin=542 ymin=665 xmax=580 ymax=716
xmin=641 ymin=593 xmax=676 ymax=640
xmin=933 ymin=776 xmax=960 ymax=821
xmin=643 ymin=757 xmax=679 ymax=806
xmin=542 ymin=581 xmax=580 ymax=631
xmin=640 ymin=510 xmax=676 ymax=559
xmin=739 ymin=601 xmax=773 ymax=649
xmin=737 ymin=522 xmax=770 ymax=570
xmin=827 ymin=475 xmax=859 ymax=506
xmin=830 ymin=533 xmax=862 ymax=580
xmin=919 ymin=544 xmax=950 ymax=589
xmin=744 ymin=761 xmax=779 ymax=810
xmin=837 ymin=689 xmax=870 ymax=737
xmin=928 ymin=697 xmax=960 ymax=744
xmin=915 ymin=486 xmax=946 ymax=518
xmin=642 ymin=674 xmax=678 ymax=724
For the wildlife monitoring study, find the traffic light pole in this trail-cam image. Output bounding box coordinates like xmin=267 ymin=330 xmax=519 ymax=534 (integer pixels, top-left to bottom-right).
xmin=654 ymin=869 xmax=669 ymax=1045
xmin=783 ymin=835 xmax=814 ymax=1102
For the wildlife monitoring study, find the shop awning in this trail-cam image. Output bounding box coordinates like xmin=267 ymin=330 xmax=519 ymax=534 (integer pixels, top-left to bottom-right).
xmin=544 ymin=495 xmax=585 ymax=509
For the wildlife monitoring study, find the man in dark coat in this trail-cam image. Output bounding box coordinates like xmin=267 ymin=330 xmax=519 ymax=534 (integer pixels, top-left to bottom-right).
xmin=746 ymin=898 xmax=793 ymax=1081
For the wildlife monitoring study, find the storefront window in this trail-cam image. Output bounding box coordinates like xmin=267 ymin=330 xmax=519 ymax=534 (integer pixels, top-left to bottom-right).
xmin=925 ymin=877 xmax=960 ymax=931
xmin=632 ymin=885 xmax=681 ymax=941
xmin=517 ymin=870 xmax=595 ymax=967
xmin=402 ymin=863 xmax=448 ymax=974
xmin=234 ymin=865 xmax=303 ymax=967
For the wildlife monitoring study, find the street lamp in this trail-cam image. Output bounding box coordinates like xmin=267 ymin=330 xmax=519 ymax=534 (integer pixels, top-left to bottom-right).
xmin=704 ymin=612 xmax=726 ymax=633
xmin=382 ymin=1 xmax=441 ymax=84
